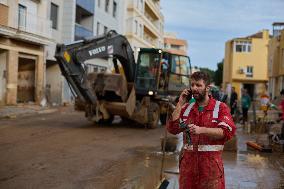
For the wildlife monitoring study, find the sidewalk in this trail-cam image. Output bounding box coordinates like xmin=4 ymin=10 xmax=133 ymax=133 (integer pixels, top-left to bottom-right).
xmin=0 ymin=104 xmax=59 ymax=120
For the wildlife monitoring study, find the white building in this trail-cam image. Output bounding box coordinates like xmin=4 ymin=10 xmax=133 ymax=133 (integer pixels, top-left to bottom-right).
xmin=45 ymin=0 xmax=97 ymax=105
xmin=0 ymin=0 xmax=52 ymax=105
xmin=122 ymin=0 xmax=164 ymax=58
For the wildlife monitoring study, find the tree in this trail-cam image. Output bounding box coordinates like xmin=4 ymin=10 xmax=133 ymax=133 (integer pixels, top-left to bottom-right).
xmin=199 ymin=67 xmax=215 ymax=83
xmin=214 ymin=60 xmax=223 ymax=87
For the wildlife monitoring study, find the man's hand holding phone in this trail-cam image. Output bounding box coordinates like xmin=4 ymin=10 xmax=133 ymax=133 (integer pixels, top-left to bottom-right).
xmin=178 ymin=89 xmax=192 ymax=106
xmin=172 ymin=88 xmax=192 ymax=121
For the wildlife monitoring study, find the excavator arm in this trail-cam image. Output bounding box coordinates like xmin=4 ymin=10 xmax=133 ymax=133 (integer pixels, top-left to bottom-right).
xmin=54 ymin=30 xmax=136 ymax=105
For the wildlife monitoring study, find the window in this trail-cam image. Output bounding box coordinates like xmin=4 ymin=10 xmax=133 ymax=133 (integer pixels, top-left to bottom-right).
xmin=235 ymin=41 xmax=252 ymax=53
xmin=105 ymin=0 xmax=109 ymax=12
xmin=136 ymin=52 xmax=160 ymax=90
xmin=140 ymin=0 xmax=143 ymax=10
xmin=171 ymin=44 xmax=180 ymax=50
xmin=104 ymin=26 xmax=108 ymax=34
xmin=135 ymin=20 xmax=138 ymax=35
xmin=139 ymin=24 xmax=142 ymax=37
xmin=282 ymin=49 xmax=284 ymax=68
xmin=246 ymin=66 xmax=253 ymax=77
xmin=18 ymin=4 xmax=26 ymax=29
xmin=168 ymin=55 xmax=190 ymax=91
xmin=97 ymin=22 xmax=100 ymax=35
xmin=50 ymin=3 xmax=58 ymax=29
xmin=113 ymin=1 xmax=117 ymax=17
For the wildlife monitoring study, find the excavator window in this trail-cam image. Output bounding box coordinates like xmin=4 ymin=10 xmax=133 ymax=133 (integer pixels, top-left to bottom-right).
xmin=158 ymin=54 xmax=169 ymax=91
xmin=168 ymin=54 xmax=190 ymax=92
xmin=136 ymin=52 xmax=160 ymax=90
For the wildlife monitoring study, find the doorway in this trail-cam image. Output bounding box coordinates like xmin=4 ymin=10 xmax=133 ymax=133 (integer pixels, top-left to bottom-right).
xmin=0 ymin=49 xmax=7 ymax=105
xmin=243 ymin=83 xmax=255 ymax=99
xmin=17 ymin=57 xmax=35 ymax=103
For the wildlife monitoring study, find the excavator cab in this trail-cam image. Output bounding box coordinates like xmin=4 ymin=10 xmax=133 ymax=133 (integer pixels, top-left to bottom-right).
xmin=135 ymin=48 xmax=191 ymax=98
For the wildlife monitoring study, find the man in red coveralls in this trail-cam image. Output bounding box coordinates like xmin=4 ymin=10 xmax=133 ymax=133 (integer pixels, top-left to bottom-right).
xmin=167 ymin=71 xmax=236 ymax=189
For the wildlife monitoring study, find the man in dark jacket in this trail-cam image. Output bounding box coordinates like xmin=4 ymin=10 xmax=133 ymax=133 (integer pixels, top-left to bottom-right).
xmin=230 ymin=87 xmax=238 ymax=115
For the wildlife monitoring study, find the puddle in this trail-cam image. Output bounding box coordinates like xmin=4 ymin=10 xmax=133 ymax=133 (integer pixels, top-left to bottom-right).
xmin=79 ymin=131 xmax=284 ymax=189
xmin=118 ymin=134 xmax=284 ymax=189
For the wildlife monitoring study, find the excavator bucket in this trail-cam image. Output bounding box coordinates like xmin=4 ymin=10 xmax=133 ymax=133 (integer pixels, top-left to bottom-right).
xmin=84 ymin=72 xmax=140 ymax=120
xmin=87 ymin=72 xmax=129 ymax=102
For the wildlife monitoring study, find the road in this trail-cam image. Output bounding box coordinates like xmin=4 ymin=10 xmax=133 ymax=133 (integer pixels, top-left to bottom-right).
xmin=1 ymin=106 xmax=284 ymax=189
xmin=0 ymin=107 xmax=166 ymax=189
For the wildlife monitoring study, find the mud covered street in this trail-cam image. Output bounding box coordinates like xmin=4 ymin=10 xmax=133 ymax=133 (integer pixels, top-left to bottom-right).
xmin=0 ymin=107 xmax=166 ymax=189
xmin=1 ymin=107 xmax=284 ymax=189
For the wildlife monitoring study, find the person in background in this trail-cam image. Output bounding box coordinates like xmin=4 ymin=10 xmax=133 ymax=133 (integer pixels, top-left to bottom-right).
xmin=230 ymin=87 xmax=238 ymax=115
xmin=219 ymin=86 xmax=228 ymax=103
xmin=241 ymin=89 xmax=251 ymax=125
xmin=278 ymin=89 xmax=284 ymax=139
xmin=210 ymin=86 xmax=220 ymax=100
xmin=167 ymin=71 xmax=236 ymax=189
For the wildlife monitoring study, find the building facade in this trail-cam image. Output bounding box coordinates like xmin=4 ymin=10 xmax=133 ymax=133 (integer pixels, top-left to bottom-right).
xmin=0 ymin=0 xmax=165 ymax=106
xmin=223 ymin=30 xmax=270 ymax=99
xmin=0 ymin=0 xmax=52 ymax=105
xmin=122 ymin=0 xmax=164 ymax=58
xmin=94 ymin=0 xmax=121 ymax=35
xmin=45 ymin=0 xmax=97 ymax=105
xmin=268 ymin=23 xmax=284 ymax=99
xmin=163 ymin=32 xmax=188 ymax=56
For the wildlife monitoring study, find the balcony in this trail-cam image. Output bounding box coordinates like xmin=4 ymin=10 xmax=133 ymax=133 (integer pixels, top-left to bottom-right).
xmin=75 ymin=23 xmax=93 ymax=40
xmin=76 ymin=0 xmax=95 ymax=14
xmin=16 ymin=11 xmax=52 ymax=39
xmin=145 ymin=0 xmax=163 ymax=21
xmin=0 ymin=10 xmax=52 ymax=45
xmin=144 ymin=26 xmax=157 ymax=47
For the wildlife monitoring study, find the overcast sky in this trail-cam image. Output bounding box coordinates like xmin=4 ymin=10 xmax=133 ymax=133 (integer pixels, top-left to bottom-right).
xmin=160 ymin=0 xmax=284 ymax=70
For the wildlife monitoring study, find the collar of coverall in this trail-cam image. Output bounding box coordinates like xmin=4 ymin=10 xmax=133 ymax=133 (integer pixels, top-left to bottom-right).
xmin=191 ymin=96 xmax=216 ymax=113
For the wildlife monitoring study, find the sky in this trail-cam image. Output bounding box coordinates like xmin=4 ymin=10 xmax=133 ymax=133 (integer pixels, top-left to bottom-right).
xmin=160 ymin=0 xmax=284 ymax=70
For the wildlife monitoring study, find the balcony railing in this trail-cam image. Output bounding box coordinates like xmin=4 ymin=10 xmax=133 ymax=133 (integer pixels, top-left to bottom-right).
xmin=76 ymin=0 xmax=95 ymax=14
xmin=75 ymin=23 xmax=93 ymax=40
xmin=17 ymin=11 xmax=52 ymax=38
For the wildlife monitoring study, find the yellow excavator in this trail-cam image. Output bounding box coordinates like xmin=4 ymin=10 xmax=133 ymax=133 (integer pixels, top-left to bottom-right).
xmin=55 ymin=30 xmax=191 ymax=128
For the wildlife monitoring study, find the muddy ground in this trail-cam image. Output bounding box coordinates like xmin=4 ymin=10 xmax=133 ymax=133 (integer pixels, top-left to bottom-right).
xmin=0 ymin=107 xmax=167 ymax=189
xmin=0 ymin=106 xmax=284 ymax=189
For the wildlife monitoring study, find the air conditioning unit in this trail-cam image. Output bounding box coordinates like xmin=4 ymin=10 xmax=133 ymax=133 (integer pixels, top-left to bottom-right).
xmin=238 ymin=68 xmax=245 ymax=74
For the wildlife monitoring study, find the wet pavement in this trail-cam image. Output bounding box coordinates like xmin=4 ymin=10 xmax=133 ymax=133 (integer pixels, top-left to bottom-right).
xmin=157 ymin=124 xmax=284 ymax=189
xmin=1 ymin=106 xmax=284 ymax=189
xmin=103 ymin=123 xmax=284 ymax=189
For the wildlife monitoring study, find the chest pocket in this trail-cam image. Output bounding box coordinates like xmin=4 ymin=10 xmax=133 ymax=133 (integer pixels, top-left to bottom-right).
xmin=181 ymin=101 xmax=221 ymax=123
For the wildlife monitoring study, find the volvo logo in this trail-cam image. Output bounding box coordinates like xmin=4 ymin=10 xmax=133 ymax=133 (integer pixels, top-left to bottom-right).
xmin=88 ymin=46 xmax=106 ymax=56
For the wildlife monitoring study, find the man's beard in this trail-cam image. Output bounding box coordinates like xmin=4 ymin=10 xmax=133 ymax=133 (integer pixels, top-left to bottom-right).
xmin=193 ymin=89 xmax=206 ymax=103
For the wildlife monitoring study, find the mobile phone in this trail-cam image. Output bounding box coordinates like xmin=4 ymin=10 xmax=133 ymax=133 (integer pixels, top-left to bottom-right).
xmin=185 ymin=89 xmax=192 ymax=102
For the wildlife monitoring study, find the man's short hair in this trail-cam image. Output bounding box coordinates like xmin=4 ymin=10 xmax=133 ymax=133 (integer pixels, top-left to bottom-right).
xmin=281 ymin=89 xmax=284 ymax=95
xmin=190 ymin=71 xmax=211 ymax=86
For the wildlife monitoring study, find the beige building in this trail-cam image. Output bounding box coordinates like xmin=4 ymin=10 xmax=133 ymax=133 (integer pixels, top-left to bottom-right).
xmin=164 ymin=32 xmax=188 ymax=56
xmin=268 ymin=23 xmax=284 ymax=99
xmin=0 ymin=0 xmax=51 ymax=105
xmin=0 ymin=0 xmax=164 ymax=106
xmin=223 ymin=30 xmax=270 ymax=99
xmin=122 ymin=0 xmax=164 ymax=58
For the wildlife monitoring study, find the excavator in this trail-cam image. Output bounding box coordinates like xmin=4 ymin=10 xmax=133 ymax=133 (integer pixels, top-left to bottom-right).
xmin=55 ymin=30 xmax=191 ymax=128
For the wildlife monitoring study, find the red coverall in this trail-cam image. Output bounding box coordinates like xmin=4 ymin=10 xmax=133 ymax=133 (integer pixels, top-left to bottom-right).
xmin=167 ymin=97 xmax=236 ymax=189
